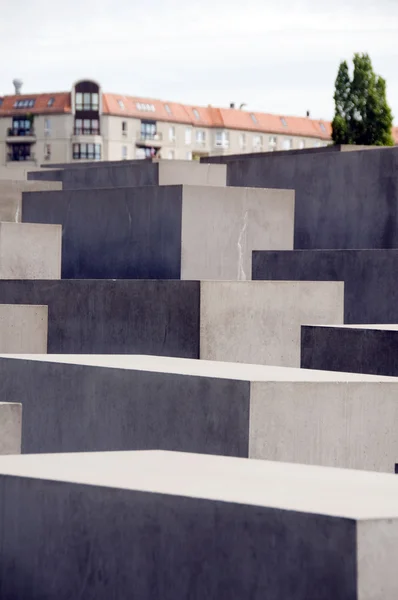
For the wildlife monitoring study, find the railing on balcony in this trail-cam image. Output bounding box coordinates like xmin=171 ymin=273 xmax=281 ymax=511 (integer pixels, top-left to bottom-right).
xmin=7 ymin=127 xmax=35 ymax=137
xmin=136 ymin=132 xmax=163 ymax=142
xmin=73 ymin=127 xmax=100 ymax=135
xmin=7 ymin=152 xmax=36 ymax=162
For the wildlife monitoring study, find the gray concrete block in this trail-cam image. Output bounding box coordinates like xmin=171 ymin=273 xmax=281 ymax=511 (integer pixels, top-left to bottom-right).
xmin=22 ymin=185 xmax=294 ymax=280
xmin=0 ymin=402 xmax=21 ymax=454
xmin=0 ymin=280 xmax=342 ymax=361
xmin=0 ymin=179 xmax=62 ymax=222
xmin=0 ymin=354 xmax=395 ymax=472
xmin=0 ymin=222 xmax=61 ymax=279
xmin=28 ymin=161 xmax=227 ymax=189
xmin=252 ymin=249 xmax=398 ymax=323
xmin=1 ymin=450 xmax=398 ymax=599
xmin=301 ymin=324 xmax=398 ymax=377
xmin=0 ymin=304 xmax=47 ymax=353
xmin=200 ymin=281 xmax=343 ymax=366
xmin=205 ymin=145 xmax=398 ymax=250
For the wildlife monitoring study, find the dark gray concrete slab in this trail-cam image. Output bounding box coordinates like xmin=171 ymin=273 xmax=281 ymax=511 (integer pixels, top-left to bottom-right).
xmin=22 ymin=186 xmax=183 ymax=279
xmin=252 ymin=249 xmax=398 ymax=324
xmin=301 ymin=325 xmax=398 ymax=377
xmin=27 ymin=162 xmax=160 ymax=185
xmin=204 ymin=146 xmax=398 ymax=249
xmin=0 ymin=280 xmax=200 ymax=355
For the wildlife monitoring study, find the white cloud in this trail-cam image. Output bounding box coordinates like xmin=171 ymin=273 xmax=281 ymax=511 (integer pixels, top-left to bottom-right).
xmin=0 ymin=0 xmax=397 ymax=121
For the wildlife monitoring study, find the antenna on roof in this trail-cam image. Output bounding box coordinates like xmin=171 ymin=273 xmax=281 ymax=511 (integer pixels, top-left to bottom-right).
xmin=239 ymin=103 xmax=247 ymax=110
xmin=306 ymin=110 xmax=310 ymax=118
xmin=230 ymin=102 xmax=235 ymax=109
xmin=13 ymin=79 xmax=23 ymax=95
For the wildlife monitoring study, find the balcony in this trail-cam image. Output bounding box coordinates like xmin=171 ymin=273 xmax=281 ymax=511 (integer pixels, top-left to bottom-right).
xmin=73 ymin=127 xmax=100 ymax=136
xmin=136 ymin=132 xmax=163 ymax=148
xmin=6 ymin=128 xmax=36 ymax=143
xmin=7 ymin=152 xmax=36 ymax=163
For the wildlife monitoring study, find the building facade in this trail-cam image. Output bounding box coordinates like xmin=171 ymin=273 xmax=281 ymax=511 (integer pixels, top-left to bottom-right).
xmin=0 ymin=79 xmax=333 ymax=172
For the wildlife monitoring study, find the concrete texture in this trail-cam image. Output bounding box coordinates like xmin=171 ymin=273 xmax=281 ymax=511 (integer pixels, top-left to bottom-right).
xmin=0 ymin=222 xmax=61 ymax=279
xmin=301 ymin=324 xmax=398 ymax=376
xmin=1 ymin=451 xmax=398 ymax=599
xmin=28 ymin=161 xmax=227 ymax=189
xmin=0 ymin=179 xmax=62 ymax=222
xmin=22 ymin=185 xmax=294 ymax=280
xmin=1 ymin=354 xmax=394 ymax=471
xmin=204 ymin=146 xmax=398 ymax=249
xmin=0 ymin=402 xmax=21 ymax=454
xmin=252 ymin=249 xmax=398 ymax=323
xmin=200 ymin=280 xmax=343 ymax=366
xmin=0 ymin=280 xmax=200 ymax=355
xmin=0 ymin=304 xmax=47 ymax=353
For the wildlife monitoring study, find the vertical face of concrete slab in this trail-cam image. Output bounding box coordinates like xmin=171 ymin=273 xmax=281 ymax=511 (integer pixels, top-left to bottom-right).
xmin=158 ymin=161 xmax=227 ymax=186
xmin=22 ymin=187 xmax=183 ymax=279
xmin=0 ymin=281 xmax=199 ymax=354
xmin=357 ymin=520 xmax=398 ymax=600
xmin=200 ymin=281 xmax=344 ymax=366
xmin=0 ymin=222 xmax=61 ymax=279
xmin=0 ymin=403 xmax=21 ymax=454
xmin=180 ymin=187 xmax=294 ymax=280
xmin=0 ymin=304 xmax=48 ymax=353
xmin=0 ymin=180 xmax=62 ymax=222
xmin=60 ymin=162 xmax=160 ymax=189
xmin=249 ymin=381 xmax=398 ymax=472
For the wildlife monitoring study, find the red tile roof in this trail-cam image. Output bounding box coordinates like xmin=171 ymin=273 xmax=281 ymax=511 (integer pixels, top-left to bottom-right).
xmin=0 ymin=90 xmax=331 ymax=139
xmin=393 ymin=127 xmax=398 ymax=145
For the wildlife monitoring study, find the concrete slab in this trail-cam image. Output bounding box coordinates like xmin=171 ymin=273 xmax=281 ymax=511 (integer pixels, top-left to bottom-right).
xmin=0 ymin=450 xmax=398 ymax=599
xmin=0 ymin=304 xmax=47 ymax=353
xmin=28 ymin=161 xmax=227 ymax=189
xmin=0 ymin=179 xmax=62 ymax=222
xmin=252 ymin=249 xmax=398 ymax=323
xmin=0 ymin=402 xmax=21 ymax=454
xmin=205 ymin=145 xmax=398 ymax=250
xmin=22 ymin=185 xmax=294 ymax=280
xmin=0 ymin=354 xmax=395 ymax=472
xmin=0 ymin=222 xmax=61 ymax=279
xmin=0 ymin=280 xmax=343 ymax=361
xmin=301 ymin=324 xmax=398 ymax=377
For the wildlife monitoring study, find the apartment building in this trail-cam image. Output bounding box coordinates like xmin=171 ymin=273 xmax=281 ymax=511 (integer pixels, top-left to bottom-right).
xmin=0 ymin=79 xmax=332 ymax=173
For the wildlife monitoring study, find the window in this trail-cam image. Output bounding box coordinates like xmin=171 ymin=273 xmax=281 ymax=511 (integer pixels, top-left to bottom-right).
xmin=269 ymin=136 xmax=277 ymax=151
xmin=76 ymin=93 xmax=99 ymax=111
xmin=319 ymin=122 xmax=326 ymax=133
xmin=47 ymin=98 xmax=55 ymax=107
xmin=253 ymin=135 xmax=263 ymax=149
xmin=169 ymin=126 xmax=175 ymax=141
xmin=299 ymin=139 xmax=305 ymax=149
xmin=141 ymin=121 xmax=157 ymax=140
xmin=44 ymin=144 xmax=51 ymax=160
xmin=186 ymin=151 xmax=192 ymax=160
xmin=315 ymin=141 xmax=321 ymax=147
xmin=10 ymin=118 xmax=33 ymax=136
xmin=196 ymin=130 xmax=205 ymax=144
xmin=280 ymin=117 xmax=287 ymax=127
xmin=250 ymin=114 xmax=257 ymax=124
xmin=122 ymin=121 xmax=127 ymax=135
xmin=13 ymin=98 xmax=35 ymax=108
xmin=0 ymin=99 xmax=3 ymax=107
xmin=7 ymin=143 xmax=33 ymax=162
xmin=74 ymin=118 xmax=99 ymax=135
xmin=193 ymin=108 xmax=200 ymax=120
xmin=185 ymin=127 xmax=192 ymax=144
xmin=136 ymin=102 xmax=155 ymax=112
xmin=168 ymin=150 xmax=175 ymax=160
xmin=215 ymin=131 xmax=229 ymax=148
xmin=118 ymin=99 xmax=125 ymax=109
xmin=239 ymin=133 xmax=246 ymax=148
xmin=122 ymin=146 xmax=128 ymax=160
xmin=73 ymin=143 xmax=101 ymax=160
xmin=282 ymin=138 xmax=292 ymax=150
xmin=164 ymin=104 xmax=172 ymax=114
xmin=44 ymin=118 xmax=51 ymax=136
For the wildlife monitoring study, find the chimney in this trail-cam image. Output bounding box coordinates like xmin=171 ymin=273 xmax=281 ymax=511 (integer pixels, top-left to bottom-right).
xmin=230 ymin=102 xmax=235 ymax=109
xmin=306 ymin=110 xmax=310 ymax=118
xmin=13 ymin=79 xmax=23 ymax=95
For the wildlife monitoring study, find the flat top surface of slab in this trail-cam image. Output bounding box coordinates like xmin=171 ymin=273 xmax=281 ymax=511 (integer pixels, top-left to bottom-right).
xmin=308 ymin=324 xmax=398 ymax=331
xmin=1 ymin=450 xmax=398 ymax=520
xmin=1 ymin=354 xmax=396 ymax=382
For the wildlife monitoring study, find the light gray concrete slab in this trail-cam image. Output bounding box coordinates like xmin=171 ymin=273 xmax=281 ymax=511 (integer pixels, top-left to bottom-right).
xmin=1 ymin=354 xmax=397 ymax=471
xmin=0 ymin=222 xmax=61 ymax=279
xmin=0 ymin=305 xmax=47 ymax=353
xmin=181 ymin=186 xmax=294 ymax=280
xmin=0 ymin=402 xmax=21 ymax=454
xmin=158 ymin=161 xmax=227 ymax=186
xmin=0 ymin=451 xmax=397 ymax=598
xmin=200 ymin=280 xmax=344 ymax=366
xmin=0 ymin=179 xmax=62 ymax=222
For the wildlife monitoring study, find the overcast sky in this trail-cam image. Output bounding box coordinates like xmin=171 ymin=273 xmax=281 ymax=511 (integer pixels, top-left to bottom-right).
xmin=1 ymin=0 xmax=397 ymax=122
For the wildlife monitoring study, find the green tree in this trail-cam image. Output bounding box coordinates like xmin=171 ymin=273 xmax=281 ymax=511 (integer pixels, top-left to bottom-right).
xmin=331 ymin=53 xmax=394 ymax=146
